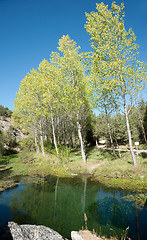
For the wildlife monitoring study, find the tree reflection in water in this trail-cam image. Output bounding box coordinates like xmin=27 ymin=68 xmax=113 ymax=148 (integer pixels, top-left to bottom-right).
xmin=0 ymin=175 xmax=145 ymax=240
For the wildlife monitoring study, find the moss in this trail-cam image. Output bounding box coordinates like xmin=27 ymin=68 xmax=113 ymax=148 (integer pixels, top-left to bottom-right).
xmin=95 ymin=175 xmax=147 ymax=191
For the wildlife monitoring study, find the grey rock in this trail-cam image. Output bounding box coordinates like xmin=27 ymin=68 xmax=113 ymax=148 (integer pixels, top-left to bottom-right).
xmin=71 ymin=231 xmax=83 ymax=240
xmin=0 ymin=117 xmax=12 ymax=132
xmin=0 ymin=116 xmax=25 ymax=141
xmin=1 ymin=222 xmax=65 ymax=240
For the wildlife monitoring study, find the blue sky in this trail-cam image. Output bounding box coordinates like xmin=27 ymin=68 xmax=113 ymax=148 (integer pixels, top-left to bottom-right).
xmin=0 ymin=0 xmax=147 ymax=110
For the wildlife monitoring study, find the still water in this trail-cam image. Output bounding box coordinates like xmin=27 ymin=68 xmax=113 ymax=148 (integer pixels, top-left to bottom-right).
xmin=0 ymin=175 xmax=146 ymax=240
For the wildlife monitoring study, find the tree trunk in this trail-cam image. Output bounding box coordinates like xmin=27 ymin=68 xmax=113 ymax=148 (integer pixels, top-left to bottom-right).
xmin=115 ymin=137 xmax=121 ymax=158
xmin=57 ymin=115 xmax=60 ymax=144
xmin=138 ymin=110 xmax=147 ymax=144
xmin=96 ymin=139 xmax=99 ymax=149
xmin=74 ymin=130 xmax=78 ymax=149
xmin=104 ymin=105 xmax=116 ymax=157
xmin=113 ymin=129 xmax=121 ymax=158
xmin=71 ymin=131 xmax=76 ymax=148
xmin=63 ymin=122 xmax=66 ymax=146
xmin=34 ymin=123 xmax=40 ymax=154
xmin=77 ymin=119 xmax=86 ymax=164
xmin=39 ymin=119 xmax=45 ymax=157
xmin=51 ymin=111 xmax=59 ymax=155
xmin=70 ymin=134 xmax=74 ymax=148
xmin=122 ymin=91 xmax=137 ymax=166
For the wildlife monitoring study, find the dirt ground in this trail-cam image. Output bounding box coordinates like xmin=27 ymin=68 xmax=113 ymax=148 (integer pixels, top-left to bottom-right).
xmin=85 ymin=161 xmax=106 ymax=174
xmin=78 ymin=230 xmax=117 ymax=240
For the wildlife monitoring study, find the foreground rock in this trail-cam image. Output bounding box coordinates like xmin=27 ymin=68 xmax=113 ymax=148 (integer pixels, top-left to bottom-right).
xmin=0 ymin=221 xmax=65 ymax=240
xmin=0 ymin=222 xmax=106 ymax=240
xmin=71 ymin=230 xmax=103 ymax=240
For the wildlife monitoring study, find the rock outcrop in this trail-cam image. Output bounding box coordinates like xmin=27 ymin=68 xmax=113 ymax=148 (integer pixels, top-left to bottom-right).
xmin=0 ymin=222 xmax=65 ymax=240
xmin=0 ymin=116 xmax=25 ymax=141
xmin=0 ymin=117 xmax=12 ymax=132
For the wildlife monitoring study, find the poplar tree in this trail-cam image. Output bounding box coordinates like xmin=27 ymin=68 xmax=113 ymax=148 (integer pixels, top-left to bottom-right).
xmin=38 ymin=59 xmax=62 ymax=155
xmin=12 ymin=69 xmax=45 ymax=156
xmin=57 ymin=35 xmax=91 ymax=163
xmin=85 ymin=2 xmax=147 ymax=166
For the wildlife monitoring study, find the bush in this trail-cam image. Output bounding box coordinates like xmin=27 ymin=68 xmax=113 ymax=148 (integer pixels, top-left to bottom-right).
xmin=44 ymin=140 xmax=54 ymax=153
xmin=138 ymin=144 xmax=147 ymax=150
xmin=19 ymin=135 xmax=35 ymax=151
xmin=58 ymin=145 xmax=71 ymax=164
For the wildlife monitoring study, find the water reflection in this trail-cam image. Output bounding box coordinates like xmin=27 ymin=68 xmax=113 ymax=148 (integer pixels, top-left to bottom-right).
xmin=54 ymin=177 xmax=59 ymax=218
xmin=0 ymin=175 xmax=146 ymax=240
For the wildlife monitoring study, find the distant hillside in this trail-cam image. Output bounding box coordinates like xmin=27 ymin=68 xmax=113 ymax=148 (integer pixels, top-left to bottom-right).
xmin=0 ymin=105 xmax=12 ymax=117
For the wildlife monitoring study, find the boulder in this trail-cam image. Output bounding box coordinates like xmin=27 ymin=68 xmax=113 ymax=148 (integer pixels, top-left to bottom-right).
xmin=71 ymin=231 xmax=83 ymax=240
xmin=0 ymin=221 xmax=65 ymax=240
xmin=71 ymin=230 xmax=102 ymax=240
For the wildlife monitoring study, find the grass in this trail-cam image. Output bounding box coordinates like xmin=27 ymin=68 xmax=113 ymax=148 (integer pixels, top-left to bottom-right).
xmin=0 ymin=146 xmax=147 ymax=192
xmin=68 ymin=147 xmax=147 ymax=191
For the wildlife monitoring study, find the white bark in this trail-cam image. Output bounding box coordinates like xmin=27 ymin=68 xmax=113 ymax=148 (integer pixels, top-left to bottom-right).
xmin=39 ymin=119 xmax=45 ymax=157
xmin=96 ymin=139 xmax=99 ymax=149
xmin=77 ymin=120 xmax=86 ymax=164
xmin=104 ymin=105 xmax=116 ymax=157
xmin=34 ymin=123 xmax=40 ymax=154
xmin=51 ymin=111 xmax=59 ymax=155
xmin=122 ymin=91 xmax=137 ymax=166
xmin=57 ymin=115 xmax=60 ymax=143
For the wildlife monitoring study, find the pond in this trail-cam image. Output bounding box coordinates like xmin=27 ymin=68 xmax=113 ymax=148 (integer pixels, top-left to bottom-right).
xmin=0 ymin=175 xmax=146 ymax=240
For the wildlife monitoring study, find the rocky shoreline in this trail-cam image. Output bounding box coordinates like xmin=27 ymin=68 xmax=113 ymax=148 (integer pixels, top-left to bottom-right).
xmin=0 ymin=222 xmax=65 ymax=240
xmin=0 ymin=222 xmax=103 ymax=240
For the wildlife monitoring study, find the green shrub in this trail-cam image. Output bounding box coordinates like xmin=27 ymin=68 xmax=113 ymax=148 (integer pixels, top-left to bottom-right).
xmin=44 ymin=140 xmax=54 ymax=153
xmin=139 ymin=144 xmax=147 ymax=150
xmin=58 ymin=145 xmax=71 ymax=163
xmin=19 ymin=135 xmax=35 ymax=151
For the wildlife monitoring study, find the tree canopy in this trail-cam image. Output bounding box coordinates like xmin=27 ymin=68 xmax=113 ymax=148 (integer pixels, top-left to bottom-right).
xmin=85 ymin=1 xmax=147 ymax=166
xmin=12 ymin=2 xmax=147 ymax=165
